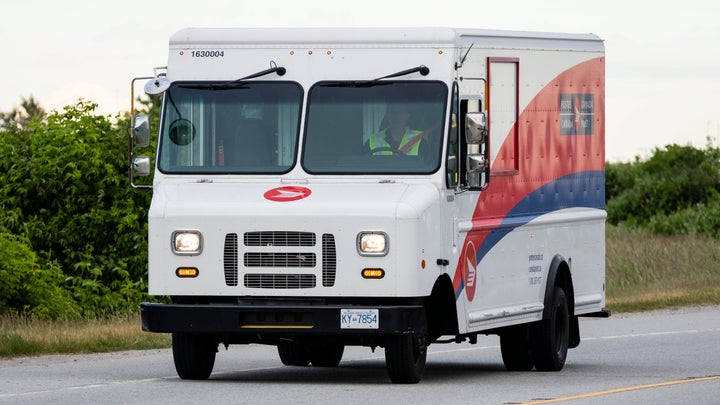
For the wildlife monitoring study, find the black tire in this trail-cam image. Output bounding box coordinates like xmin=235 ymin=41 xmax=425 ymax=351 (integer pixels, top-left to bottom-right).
xmin=309 ymin=343 xmax=345 ymax=367
xmin=532 ymin=286 xmax=570 ymax=371
xmin=385 ymin=334 xmax=427 ymax=384
xmin=277 ymin=342 xmax=310 ymax=366
xmin=500 ymin=324 xmax=534 ymax=371
xmin=172 ymin=333 xmax=217 ymax=380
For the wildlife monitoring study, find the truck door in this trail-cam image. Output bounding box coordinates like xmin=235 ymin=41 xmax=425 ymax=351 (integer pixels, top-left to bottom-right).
xmin=450 ymin=96 xmax=484 ymax=332
xmin=452 ymin=57 xmax=521 ymax=331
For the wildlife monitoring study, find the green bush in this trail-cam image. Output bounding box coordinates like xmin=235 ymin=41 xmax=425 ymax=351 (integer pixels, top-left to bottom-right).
xmin=646 ymin=199 xmax=720 ymax=238
xmin=0 ymin=100 xmax=152 ymax=317
xmin=0 ymin=233 xmax=79 ymax=319
xmin=606 ymin=142 xmax=720 ymax=237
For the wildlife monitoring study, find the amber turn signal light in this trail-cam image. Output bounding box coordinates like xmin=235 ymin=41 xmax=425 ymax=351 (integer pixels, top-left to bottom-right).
xmin=361 ymin=268 xmax=385 ymax=279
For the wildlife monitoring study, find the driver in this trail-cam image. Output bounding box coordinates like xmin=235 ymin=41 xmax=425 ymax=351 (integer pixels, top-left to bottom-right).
xmin=367 ymin=104 xmax=427 ymax=155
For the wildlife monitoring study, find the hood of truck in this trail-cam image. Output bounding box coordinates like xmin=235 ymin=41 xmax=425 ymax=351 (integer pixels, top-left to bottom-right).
xmin=147 ymin=180 xmax=443 ymax=297
xmin=150 ymin=180 xmax=437 ymax=220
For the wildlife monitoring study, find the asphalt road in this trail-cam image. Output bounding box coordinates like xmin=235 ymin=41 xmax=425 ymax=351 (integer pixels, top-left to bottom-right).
xmin=1 ymin=305 xmax=718 ymax=404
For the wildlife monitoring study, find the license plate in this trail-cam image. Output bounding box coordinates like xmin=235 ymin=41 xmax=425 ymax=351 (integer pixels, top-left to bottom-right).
xmin=340 ymin=309 xmax=379 ymax=329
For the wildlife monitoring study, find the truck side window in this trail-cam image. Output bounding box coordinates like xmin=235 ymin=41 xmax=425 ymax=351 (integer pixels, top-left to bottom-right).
xmin=446 ymin=84 xmax=459 ymax=188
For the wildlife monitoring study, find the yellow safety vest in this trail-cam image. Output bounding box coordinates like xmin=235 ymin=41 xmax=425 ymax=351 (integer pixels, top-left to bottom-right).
xmin=369 ymin=128 xmax=423 ymax=155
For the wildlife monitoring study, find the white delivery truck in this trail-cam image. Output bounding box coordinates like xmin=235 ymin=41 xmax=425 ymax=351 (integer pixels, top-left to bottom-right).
xmin=131 ymin=27 xmax=609 ymax=384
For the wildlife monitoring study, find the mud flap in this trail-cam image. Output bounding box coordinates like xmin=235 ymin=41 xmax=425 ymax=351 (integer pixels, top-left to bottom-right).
xmin=569 ymin=315 xmax=580 ymax=349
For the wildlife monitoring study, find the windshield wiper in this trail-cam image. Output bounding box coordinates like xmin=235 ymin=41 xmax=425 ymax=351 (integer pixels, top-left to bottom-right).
xmin=372 ymin=65 xmax=429 ymax=81
xmin=177 ymin=83 xmax=251 ymax=90
xmin=180 ymin=64 xmax=287 ymax=90
xmin=322 ymin=65 xmax=430 ymax=88
xmin=320 ymin=81 xmax=392 ymax=88
xmin=223 ymin=65 xmax=287 ymax=85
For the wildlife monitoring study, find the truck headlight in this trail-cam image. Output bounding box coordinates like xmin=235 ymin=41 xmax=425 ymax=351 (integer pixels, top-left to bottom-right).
xmin=172 ymin=231 xmax=203 ymax=255
xmin=357 ymin=232 xmax=388 ymax=256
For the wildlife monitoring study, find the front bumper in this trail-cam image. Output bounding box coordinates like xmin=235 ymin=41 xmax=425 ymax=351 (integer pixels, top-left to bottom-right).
xmin=140 ymin=302 xmax=425 ymax=337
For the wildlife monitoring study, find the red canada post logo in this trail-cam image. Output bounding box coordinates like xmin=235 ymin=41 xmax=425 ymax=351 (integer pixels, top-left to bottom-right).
xmin=264 ymin=186 xmax=312 ymax=202
xmin=463 ymin=241 xmax=478 ymax=302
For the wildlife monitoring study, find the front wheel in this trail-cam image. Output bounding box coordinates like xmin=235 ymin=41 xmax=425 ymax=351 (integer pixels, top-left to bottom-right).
xmin=532 ymin=286 xmax=570 ymax=371
xmin=172 ymin=333 xmax=217 ymax=380
xmin=385 ymin=334 xmax=427 ymax=384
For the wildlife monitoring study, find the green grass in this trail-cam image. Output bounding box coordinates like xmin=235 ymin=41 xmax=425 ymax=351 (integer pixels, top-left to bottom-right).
xmin=2 ymin=225 xmax=719 ymax=358
xmin=606 ymin=225 xmax=720 ymax=312
xmin=0 ymin=314 xmax=170 ymax=359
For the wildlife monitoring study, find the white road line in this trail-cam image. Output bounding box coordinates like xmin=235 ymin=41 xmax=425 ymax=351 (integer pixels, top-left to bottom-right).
xmin=0 ymin=377 xmax=173 ymax=399
xmin=583 ymin=327 xmax=720 ymax=341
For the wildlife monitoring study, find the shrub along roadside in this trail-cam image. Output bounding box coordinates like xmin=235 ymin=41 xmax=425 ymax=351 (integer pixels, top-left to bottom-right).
xmin=606 ymin=141 xmax=720 ymax=237
xmin=0 ymin=233 xmax=79 ymax=320
xmin=0 ymin=101 xmax=152 ymax=319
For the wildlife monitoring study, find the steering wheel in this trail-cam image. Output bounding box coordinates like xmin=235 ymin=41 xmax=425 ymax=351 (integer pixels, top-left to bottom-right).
xmin=368 ymin=146 xmax=406 ymax=156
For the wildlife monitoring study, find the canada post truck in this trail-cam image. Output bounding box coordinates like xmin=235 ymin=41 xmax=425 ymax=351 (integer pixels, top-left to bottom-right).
xmin=132 ymin=27 xmax=609 ymax=384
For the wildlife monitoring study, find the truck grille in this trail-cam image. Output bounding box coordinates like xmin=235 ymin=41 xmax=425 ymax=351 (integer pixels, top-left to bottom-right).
xmin=244 ymin=231 xmax=315 ymax=247
xmin=223 ymin=231 xmax=336 ymax=289
xmin=244 ymin=274 xmax=316 ymax=289
xmin=224 ymin=233 xmax=239 ymax=286
xmin=244 ymin=252 xmax=316 ymax=267
xmin=322 ymin=234 xmax=336 ymax=287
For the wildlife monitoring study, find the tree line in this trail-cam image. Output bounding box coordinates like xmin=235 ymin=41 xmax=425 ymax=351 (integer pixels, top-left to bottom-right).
xmin=1 ymin=96 xmax=718 ymax=318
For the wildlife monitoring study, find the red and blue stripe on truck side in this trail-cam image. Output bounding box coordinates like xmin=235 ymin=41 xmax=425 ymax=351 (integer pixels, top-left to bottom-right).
xmin=453 ymin=57 xmax=605 ymax=301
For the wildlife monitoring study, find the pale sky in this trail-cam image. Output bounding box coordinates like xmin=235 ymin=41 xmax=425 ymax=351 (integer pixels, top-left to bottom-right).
xmin=3 ymin=0 xmax=719 ymax=161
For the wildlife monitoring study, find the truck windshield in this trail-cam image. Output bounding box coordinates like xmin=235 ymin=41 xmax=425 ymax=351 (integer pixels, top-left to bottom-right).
xmin=302 ymin=81 xmax=447 ymax=174
xmin=157 ymin=81 xmax=303 ymax=174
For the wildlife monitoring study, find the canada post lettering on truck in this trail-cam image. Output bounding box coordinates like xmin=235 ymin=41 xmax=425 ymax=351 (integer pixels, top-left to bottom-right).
xmin=130 ymin=27 xmax=610 ymax=384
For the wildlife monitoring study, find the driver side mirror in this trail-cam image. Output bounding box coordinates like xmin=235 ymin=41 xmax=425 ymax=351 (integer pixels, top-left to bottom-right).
xmin=133 ymin=115 xmax=150 ymax=148
xmin=465 ymin=112 xmax=487 ymax=144
xmin=132 ymin=156 xmax=151 ymax=177
xmin=464 ymin=111 xmax=490 ymax=190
